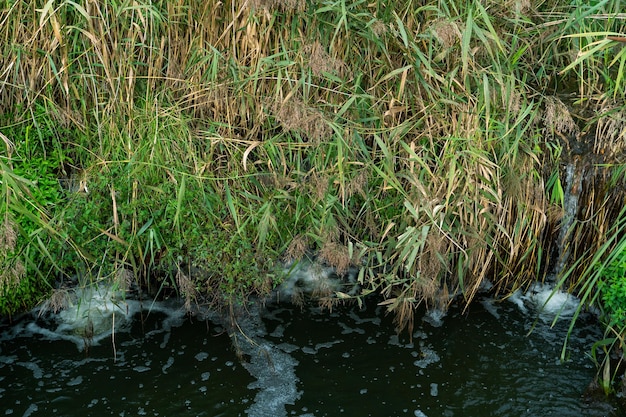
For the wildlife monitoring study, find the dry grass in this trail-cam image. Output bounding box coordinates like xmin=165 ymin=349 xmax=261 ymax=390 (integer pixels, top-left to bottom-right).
xmin=431 ymin=20 xmax=462 ymax=48
xmin=318 ymin=241 xmax=352 ymax=276
xmin=176 ymin=268 xmax=198 ymax=312
xmin=284 ymin=235 xmax=309 ymax=262
xmin=270 ymin=97 xmax=332 ymax=144
xmin=593 ymin=101 xmax=626 ymax=157
xmin=543 ymin=97 xmax=579 ymax=138
xmin=249 ymin=0 xmax=306 ymax=13
xmin=38 ymin=288 xmax=71 ymax=316
xmin=0 ymin=219 xmax=23 ymax=293
xmin=0 ymin=219 xmax=17 ymax=252
xmin=304 ymin=41 xmax=348 ymax=77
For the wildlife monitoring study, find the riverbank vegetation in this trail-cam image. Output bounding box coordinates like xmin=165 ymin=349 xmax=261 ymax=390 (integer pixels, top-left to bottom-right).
xmin=1 ymin=0 xmax=626 ymax=393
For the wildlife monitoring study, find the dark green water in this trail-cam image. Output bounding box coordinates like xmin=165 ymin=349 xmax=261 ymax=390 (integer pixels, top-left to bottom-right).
xmin=0 ymin=293 xmax=623 ymax=417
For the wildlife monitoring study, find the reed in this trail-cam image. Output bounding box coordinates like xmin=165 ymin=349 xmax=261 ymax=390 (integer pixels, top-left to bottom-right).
xmin=0 ymin=0 xmax=625 ymax=365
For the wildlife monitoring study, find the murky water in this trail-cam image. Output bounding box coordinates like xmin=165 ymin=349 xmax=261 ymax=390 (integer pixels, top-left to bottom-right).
xmin=0 ymin=290 xmax=623 ymax=417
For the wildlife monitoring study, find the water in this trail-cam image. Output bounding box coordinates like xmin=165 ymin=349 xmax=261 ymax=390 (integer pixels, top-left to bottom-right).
xmin=0 ymin=285 xmax=623 ymax=417
xmin=555 ymin=160 xmax=583 ymax=277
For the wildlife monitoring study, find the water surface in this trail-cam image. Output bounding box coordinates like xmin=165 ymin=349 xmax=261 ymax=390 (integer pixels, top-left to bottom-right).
xmin=0 ymin=292 xmax=622 ymax=417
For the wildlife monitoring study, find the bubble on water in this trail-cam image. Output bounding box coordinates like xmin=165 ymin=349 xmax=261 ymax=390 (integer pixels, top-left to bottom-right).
xmin=412 ymin=331 xmax=428 ymax=341
xmin=201 ymin=372 xmax=210 ymax=381
xmin=272 ymin=259 xmax=359 ymax=301
xmin=17 ymin=361 xmax=43 ymax=379
xmin=360 ymin=388 xmax=368 ymax=394
xmin=527 ymin=283 xmax=580 ymax=320
xmin=315 ymin=340 xmax=342 ymax=351
xmin=276 ymin=343 xmax=299 ymax=353
xmin=302 ymin=346 xmax=317 ymax=355
xmin=430 ymin=383 xmax=438 ymax=396
xmin=414 ymin=345 xmax=440 ymax=369
xmin=162 ymin=357 xmax=174 ymax=373
xmin=348 ymin=311 xmax=381 ymax=326
xmin=507 ymin=289 xmax=527 ymax=313
xmin=67 ymin=376 xmax=83 ymax=386
xmin=388 ymin=334 xmax=400 ymax=345
xmin=22 ymin=404 xmax=38 ymax=417
xmin=338 ymin=322 xmax=365 ymax=335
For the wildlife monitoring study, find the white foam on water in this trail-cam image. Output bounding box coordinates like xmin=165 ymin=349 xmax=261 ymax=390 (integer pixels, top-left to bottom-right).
xmin=229 ymin=302 xmax=301 ymax=417
xmin=22 ymin=404 xmax=38 ymax=417
xmin=275 ymin=260 xmax=339 ymax=298
xmin=480 ymin=298 xmax=501 ymax=319
xmin=338 ymin=321 xmax=365 ymax=335
xmin=315 ymin=340 xmax=342 ymax=351
xmin=413 ymin=342 xmax=440 ymax=369
xmin=1 ymin=283 xmax=187 ymax=353
xmin=21 ymin=283 xmax=143 ymax=350
xmin=161 ymin=356 xmax=174 ymax=373
xmin=509 ymin=283 xmax=580 ymax=321
xmin=348 ymin=310 xmax=381 ymax=326
xmin=423 ymin=308 xmax=446 ymax=327
xmin=66 ymin=376 xmax=83 ymax=386
xmin=16 ymin=361 xmax=43 ymax=379
xmin=507 ymin=289 xmax=528 ymax=314
xmin=274 ymin=259 xmax=360 ymax=301
xmin=527 ymin=283 xmax=580 ymax=319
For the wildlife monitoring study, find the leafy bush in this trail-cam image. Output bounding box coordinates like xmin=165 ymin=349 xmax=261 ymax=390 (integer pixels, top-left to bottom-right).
xmin=0 ymin=106 xmax=69 ymax=316
xmin=598 ymin=253 xmax=626 ymax=330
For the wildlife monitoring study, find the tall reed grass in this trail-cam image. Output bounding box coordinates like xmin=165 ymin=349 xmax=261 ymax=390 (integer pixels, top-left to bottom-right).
xmin=0 ymin=1 xmax=625 ymax=362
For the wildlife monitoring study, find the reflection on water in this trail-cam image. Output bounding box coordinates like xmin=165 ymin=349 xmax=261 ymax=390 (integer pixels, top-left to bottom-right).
xmin=0 ymin=290 xmax=624 ymax=417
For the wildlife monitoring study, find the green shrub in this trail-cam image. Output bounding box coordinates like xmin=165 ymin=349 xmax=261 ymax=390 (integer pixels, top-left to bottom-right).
xmin=0 ymin=107 xmax=68 ymax=316
xmin=598 ymin=253 xmax=626 ymax=330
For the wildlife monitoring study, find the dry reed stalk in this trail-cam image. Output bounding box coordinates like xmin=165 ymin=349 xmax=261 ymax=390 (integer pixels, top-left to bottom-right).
xmin=543 ymin=96 xmax=579 ymax=138
xmin=594 ymin=102 xmax=626 ymax=157
xmin=303 ymin=41 xmax=348 ymax=77
xmin=0 ymin=219 xmax=24 ymax=293
xmin=176 ymin=268 xmax=198 ymax=312
xmin=318 ymin=241 xmax=351 ymax=276
xmin=39 ymin=288 xmax=71 ymax=315
xmin=270 ymin=97 xmax=332 ymax=144
xmin=284 ymin=235 xmax=308 ymax=262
